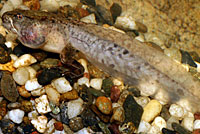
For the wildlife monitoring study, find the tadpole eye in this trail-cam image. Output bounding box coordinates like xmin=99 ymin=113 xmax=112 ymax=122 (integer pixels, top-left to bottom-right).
xmin=17 ymin=14 xmax=23 ymax=19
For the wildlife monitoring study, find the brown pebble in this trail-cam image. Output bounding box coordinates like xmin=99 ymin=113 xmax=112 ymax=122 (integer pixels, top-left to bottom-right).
xmin=23 ymin=116 xmax=31 ymax=125
xmin=54 ymin=121 xmax=64 ymax=131
xmin=108 ymin=124 xmax=120 ymax=134
xmin=60 ymin=89 xmax=79 ymax=101
xmin=0 ymin=100 xmax=7 ymax=118
xmin=1 ymin=71 xmax=19 ymax=102
xmin=76 ymin=7 xmax=89 ymax=18
xmin=96 ymin=96 xmax=112 ymax=115
xmin=193 ymin=129 xmax=200 ymax=134
xmin=23 ymin=0 xmax=40 ymax=10
xmin=194 ymin=112 xmax=200 ymax=120
xmin=110 ymin=85 xmax=120 ymax=102
xmin=90 ymin=104 xmax=110 ymax=123
xmin=17 ymin=86 xmax=31 ymax=98
xmin=21 ymin=100 xmax=33 ymax=113
xmin=69 ymin=117 xmax=84 ymax=132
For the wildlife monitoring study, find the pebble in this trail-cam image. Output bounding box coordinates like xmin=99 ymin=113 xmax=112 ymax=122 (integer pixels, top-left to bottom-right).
xmin=25 ymin=78 xmax=42 ymax=91
xmin=0 ymin=119 xmax=17 ymax=134
xmin=0 ymin=44 xmax=11 ymax=64
xmin=12 ymin=67 xmax=30 ymax=85
xmin=137 ymin=120 xmax=151 ymax=133
xmin=40 ymin=58 xmax=60 ymax=68
xmin=60 ymin=89 xmax=79 ymax=101
xmin=172 ymin=122 xmax=192 ymax=134
xmin=76 ymin=7 xmax=89 ymax=18
xmin=0 ymin=100 xmax=7 ymax=118
xmin=160 ymin=104 xmax=171 ymax=121
xmin=0 ymin=33 xmax=6 ymax=44
xmin=90 ymin=78 xmax=103 ymax=90
xmin=96 ymin=96 xmax=112 ymax=115
xmin=87 ymin=87 xmax=105 ymax=97
xmin=60 ymin=102 xmax=70 ymax=125
xmin=54 ymin=121 xmax=64 ymax=131
xmin=77 ymin=77 xmax=90 ymax=87
xmin=35 ymin=95 xmax=51 ymax=114
xmin=180 ymin=50 xmax=197 ymax=67
xmin=0 ymin=60 xmax=16 ymax=72
xmin=123 ymin=95 xmax=143 ymax=128
xmin=28 ymin=110 xmax=38 ymax=120
xmin=195 ymin=112 xmax=200 ymax=120
xmin=110 ymin=106 xmax=125 ymax=123
xmin=63 ymin=124 xmax=74 ymax=134
xmin=108 ymin=123 xmax=120 ymax=134
xmin=7 ymin=102 xmax=21 ymax=109
xmin=169 ymin=104 xmax=184 ymax=118
xmin=31 ymin=115 xmax=48 ymax=133
xmin=90 ymin=104 xmax=110 ymax=123
xmin=1 ymin=71 xmax=19 ymax=102
xmin=52 ymin=77 xmax=72 ymax=93
xmin=13 ymin=54 xmax=37 ymax=68
xmin=162 ymin=128 xmax=177 ymax=134
xmin=194 ymin=120 xmax=200 ymax=130
xmin=110 ymin=85 xmax=121 ymax=102
xmin=181 ymin=117 xmax=194 ymax=131
xmin=37 ymin=68 xmax=61 ymax=85
xmin=110 ymin=3 xmax=122 ymax=22
xmin=127 ymin=86 xmax=140 ymax=97
xmin=31 ymin=87 xmax=45 ymax=96
xmin=119 ymin=122 xmax=136 ymax=134
xmin=78 ymin=59 xmax=88 ymax=73
xmin=148 ymin=126 xmax=161 ymax=134
xmin=45 ymin=85 xmax=60 ymax=106
xmin=135 ymin=96 xmax=150 ymax=107
xmin=166 ymin=116 xmax=179 ymax=130
xmin=26 ymin=66 xmax=37 ymax=79
xmin=81 ymin=108 xmax=98 ymax=127
xmin=80 ymin=13 xmax=97 ymax=24
xmin=141 ymin=99 xmax=162 ymax=122
xmin=49 ymin=102 xmax=60 ymax=114
xmin=8 ymin=109 xmax=25 ymax=124
xmin=17 ymin=86 xmax=31 ymax=98
xmin=193 ymin=129 xmax=200 ymax=134
xmin=67 ymin=98 xmax=84 ymax=119
xmin=31 ymin=51 xmax=47 ymax=62
xmin=69 ymin=117 xmax=84 ymax=132
xmin=152 ymin=116 xmax=167 ymax=131
xmin=115 ymin=15 xmax=138 ymax=30
xmin=45 ymin=118 xmax=56 ymax=134
xmin=22 ymin=0 xmax=40 ymax=10
xmin=75 ymin=127 xmax=94 ymax=134
xmin=20 ymin=100 xmax=33 ymax=113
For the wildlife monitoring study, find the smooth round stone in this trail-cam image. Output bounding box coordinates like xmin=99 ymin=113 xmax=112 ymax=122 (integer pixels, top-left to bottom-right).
xmin=90 ymin=78 xmax=103 ymax=90
xmin=13 ymin=54 xmax=37 ymax=68
xmin=25 ymin=78 xmax=42 ymax=91
xmin=96 ymin=96 xmax=112 ymax=115
xmin=152 ymin=116 xmax=167 ymax=131
xmin=45 ymin=85 xmax=60 ymax=106
xmin=69 ymin=117 xmax=84 ymax=132
xmin=13 ymin=67 xmax=29 ymax=85
xmin=8 ymin=109 xmax=25 ymax=124
xmin=54 ymin=121 xmax=64 ymax=131
xmin=194 ymin=120 xmax=200 ymax=130
xmin=141 ymin=100 xmax=162 ymax=122
xmin=169 ymin=104 xmax=184 ymax=118
xmin=137 ymin=120 xmax=151 ymax=133
xmin=181 ymin=117 xmax=194 ymax=131
xmin=67 ymin=98 xmax=84 ymax=119
xmin=17 ymin=86 xmax=31 ymax=98
xmin=31 ymin=115 xmax=48 ymax=133
xmin=52 ymin=77 xmax=72 ymax=93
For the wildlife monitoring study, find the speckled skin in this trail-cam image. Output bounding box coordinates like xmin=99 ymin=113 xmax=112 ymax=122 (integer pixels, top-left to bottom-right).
xmin=2 ymin=10 xmax=200 ymax=112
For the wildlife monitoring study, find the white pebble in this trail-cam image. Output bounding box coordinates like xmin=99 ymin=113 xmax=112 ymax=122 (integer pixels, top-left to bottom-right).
xmin=80 ymin=14 xmax=97 ymax=24
xmin=139 ymin=80 xmax=159 ymax=97
xmin=28 ymin=110 xmax=38 ymax=120
xmin=152 ymin=116 xmax=167 ymax=131
xmin=12 ymin=67 xmax=29 ymax=85
xmin=13 ymin=54 xmax=37 ymax=68
xmin=35 ymin=95 xmax=51 ymax=114
xmin=148 ymin=126 xmax=161 ymax=134
xmin=45 ymin=85 xmax=60 ymax=105
xmin=141 ymin=100 xmax=162 ymax=122
xmin=31 ymin=115 xmax=48 ymax=133
xmin=135 ymin=96 xmax=150 ymax=107
xmin=10 ymin=54 xmax=18 ymax=61
xmin=45 ymin=118 xmax=56 ymax=134
xmin=25 ymin=78 xmax=42 ymax=91
xmin=77 ymin=77 xmax=90 ymax=87
xmin=115 ymin=15 xmax=138 ymax=30
xmin=137 ymin=120 xmax=151 ymax=133
xmin=194 ymin=120 xmax=200 ymax=130
xmin=135 ymin=34 xmax=145 ymax=42
xmin=26 ymin=66 xmax=37 ymax=79
xmin=169 ymin=104 xmax=184 ymax=118
xmin=52 ymin=77 xmax=72 ymax=93
xmin=31 ymin=87 xmax=46 ymax=96
xmin=8 ymin=109 xmax=24 ymax=124
xmin=90 ymin=78 xmax=103 ymax=90
xmin=181 ymin=117 xmax=194 ymax=131
xmin=68 ymin=98 xmax=84 ymax=119
xmin=75 ymin=128 xmax=94 ymax=134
